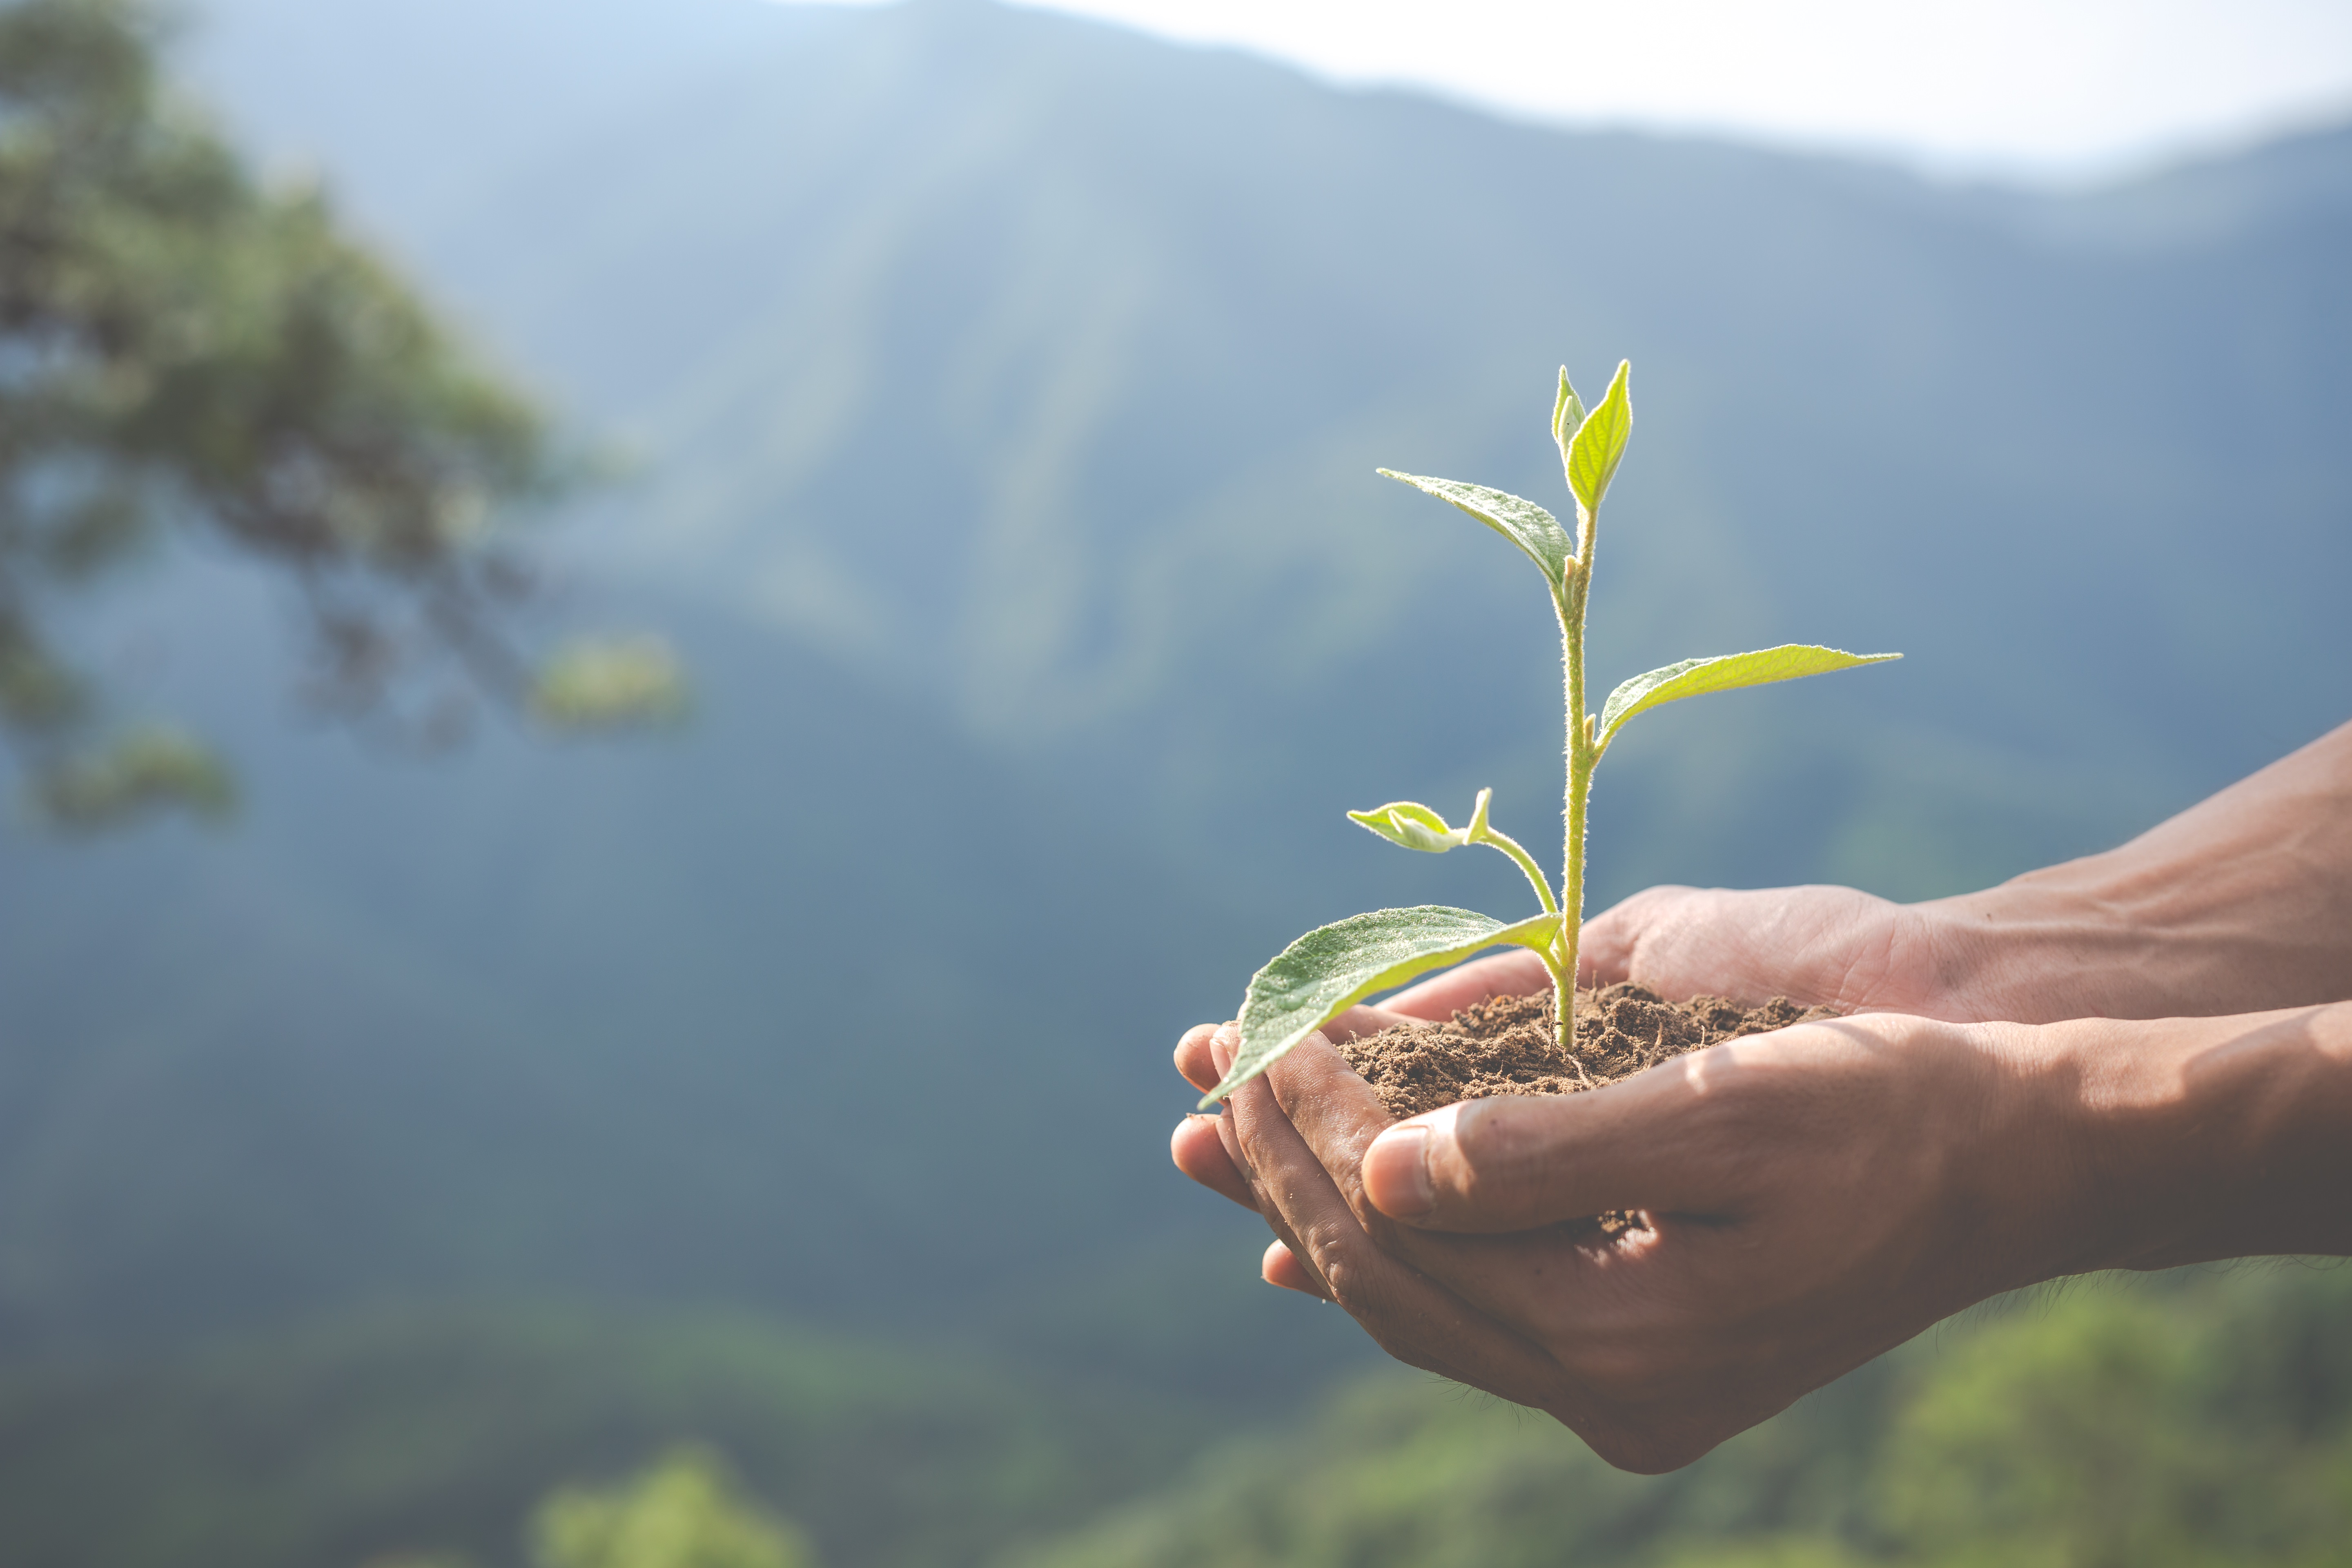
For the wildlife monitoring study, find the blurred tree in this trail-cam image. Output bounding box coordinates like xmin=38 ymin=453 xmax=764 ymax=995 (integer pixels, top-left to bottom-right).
xmin=530 ymin=633 xmax=690 ymax=731
xmin=1877 ymin=1280 xmax=2352 ymax=1568
xmin=0 ymin=0 xmax=557 ymax=826
xmin=530 ymin=1446 xmax=816 ymax=1568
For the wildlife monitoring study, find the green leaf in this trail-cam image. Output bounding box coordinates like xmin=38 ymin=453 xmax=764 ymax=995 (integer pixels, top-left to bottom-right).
xmin=1550 ymin=366 xmax=1587 ymax=451
xmin=1200 ymin=906 xmax=1563 ymax=1107
xmin=1597 ymin=644 xmax=1902 ymax=753
xmin=1567 ymin=359 xmax=1633 ymax=514
xmin=1376 ymin=470 xmax=1575 ymax=590
xmin=1347 ymin=800 xmax=1462 ymax=853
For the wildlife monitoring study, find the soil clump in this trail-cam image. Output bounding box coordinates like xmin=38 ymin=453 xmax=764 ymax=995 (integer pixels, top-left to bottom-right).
xmin=1338 ymin=982 xmax=1838 ymax=1120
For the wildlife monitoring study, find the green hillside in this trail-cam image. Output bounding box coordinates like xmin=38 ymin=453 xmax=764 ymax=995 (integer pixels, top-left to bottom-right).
xmin=0 ymin=1266 xmax=2340 ymax=1568
xmin=0 ymin=6 xmax=2345 ymax=1561
xmin=0 ymin=1305 xmax=1207 ymax=1568
xmin=3 ymin=0 xmax=2347 ymax=1365
xmin=1009 ymin=1266 xmax=2352 ymax=1568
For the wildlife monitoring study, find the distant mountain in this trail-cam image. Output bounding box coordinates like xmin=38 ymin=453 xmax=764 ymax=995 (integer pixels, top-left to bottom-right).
xmin=191 ymin=0 xmax=2352 ymax=910
xmin=0 ymin=565 xmax=1321 ymax=1363
xmin=2 ymin=0 xmax=2345 ymax=1362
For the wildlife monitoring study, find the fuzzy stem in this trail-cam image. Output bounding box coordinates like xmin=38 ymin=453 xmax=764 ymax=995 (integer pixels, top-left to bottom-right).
xmin=1477 ymin=827 xmax=1559 ymax=915
xmin=1555 ymin=503 xmax=1600 ymax=1056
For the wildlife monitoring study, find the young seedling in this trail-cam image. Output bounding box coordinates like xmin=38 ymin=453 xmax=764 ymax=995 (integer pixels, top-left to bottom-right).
xmin=1199 ymin=361 xmax=1899 ymax=1109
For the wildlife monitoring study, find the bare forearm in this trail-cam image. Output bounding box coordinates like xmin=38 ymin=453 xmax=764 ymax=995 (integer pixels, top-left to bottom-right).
xmin=1931 ymin=719 xmax=2352 ymax=1020
xmin=2016 ymin=1002 xmax=2352 ymax=1275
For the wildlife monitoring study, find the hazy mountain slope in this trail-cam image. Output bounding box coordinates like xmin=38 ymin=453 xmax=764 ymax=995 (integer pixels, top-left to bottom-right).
xmin=2 ymin=0 xmax=2345 ymax=1363
xmin=192 ymin=0 xmax=2352 ymax=917
xmin=0 ymin=564 xmax=1335 ymax=1357
xmin=0 ymin=1304 xmax=1213 ymax=1568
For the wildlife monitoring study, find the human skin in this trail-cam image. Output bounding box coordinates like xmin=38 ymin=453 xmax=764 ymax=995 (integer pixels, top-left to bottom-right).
xmin=1167 ymin=719 xmax=2352 ymax=1470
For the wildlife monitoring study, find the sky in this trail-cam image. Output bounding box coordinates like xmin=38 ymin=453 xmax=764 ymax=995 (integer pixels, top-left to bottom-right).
xmin=791 ymin=0 xmax=2352 ymax=183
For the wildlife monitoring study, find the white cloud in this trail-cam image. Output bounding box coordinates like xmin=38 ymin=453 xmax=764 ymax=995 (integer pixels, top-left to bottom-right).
xmin=786 ymin=0 xmax=2352 ymax=180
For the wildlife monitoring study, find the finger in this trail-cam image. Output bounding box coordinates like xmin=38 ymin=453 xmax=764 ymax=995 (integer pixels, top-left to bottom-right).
xmin=1261 ymin=1031 xmax=1693 ymax=1354
xmin=1380 ymin=948 xmax=1553 ymax=1020
xmin=1261 ymin=1030 xmax=1400 ymax=1237
xmin=1361 ymin=1056 xmax=1743 ymax=1231
xmin=1224 ymin=1055 xmax=1570 ymax=1402
xmin=1172 ymin=1114 xmax=1257 ymax=1210
xmin=1211 ymin=1029 xmax=1337 ymax=1296
xmin=1262 ymin=1239 xmax=1328 ymax=1298
xmin=1175 ymin=1022 xmax=1226 ymax=1095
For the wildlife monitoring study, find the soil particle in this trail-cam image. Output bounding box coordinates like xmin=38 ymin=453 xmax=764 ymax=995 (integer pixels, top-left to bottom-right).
xmin=1337 ymin=982 xmax=1839 ymax=1121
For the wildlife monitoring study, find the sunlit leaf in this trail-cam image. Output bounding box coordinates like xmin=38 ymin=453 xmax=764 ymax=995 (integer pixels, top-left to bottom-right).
xmin=1567 ymin=360 xmax=1633 ymax=514
xmin=1376 ymin=471 xmax=1575 ymax=590
xmin=1200 ymin=906 xmax=1563 ymax=1107
xmin=1346 ymin=800 xmax=1462 ymax=852
xmin=1597 ymin=644 xmax=1901 ymax=753
xmin=1550 ymin=366 xmax=1587 ymax=451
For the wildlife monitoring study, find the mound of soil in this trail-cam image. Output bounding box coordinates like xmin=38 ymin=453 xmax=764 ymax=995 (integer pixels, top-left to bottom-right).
xmin=1337 ymin=982 xmax=1838 ymax=1120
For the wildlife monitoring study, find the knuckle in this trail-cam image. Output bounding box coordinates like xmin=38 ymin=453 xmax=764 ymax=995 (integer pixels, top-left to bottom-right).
xmin=1305 ymin=1229 xmax=1376 ymax=1312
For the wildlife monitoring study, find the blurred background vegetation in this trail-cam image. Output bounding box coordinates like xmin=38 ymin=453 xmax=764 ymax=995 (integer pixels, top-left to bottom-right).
xmin=0 ymin=0 xmax=2346 ymax=1563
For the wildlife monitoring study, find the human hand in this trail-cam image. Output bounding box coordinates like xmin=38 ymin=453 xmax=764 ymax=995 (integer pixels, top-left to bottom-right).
xmin=1192 ymin=1011 xmax=2078 ymax=1471
xmin=1169 ymin=882 xmax=2016 ymax=1220
xmin=1164 ymin=882 xmax=1991 ymax=1274
xmin=1170 ymin=996 xmax=1438 ymax=1222
xmin=1376 ymin=882 xmax=2026 ymax=1026
xmin=1190 ymin=998 xmax=2352 ymax=1471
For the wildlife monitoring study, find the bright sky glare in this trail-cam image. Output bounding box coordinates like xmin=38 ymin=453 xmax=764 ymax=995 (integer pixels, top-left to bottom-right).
xmin=789 ymin=0 xmax=2352 ymax=182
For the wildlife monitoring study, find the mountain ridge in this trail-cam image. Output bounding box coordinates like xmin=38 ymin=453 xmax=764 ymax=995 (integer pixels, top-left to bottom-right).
xmin=3 ymin=0 xmax=2344 ymax=1367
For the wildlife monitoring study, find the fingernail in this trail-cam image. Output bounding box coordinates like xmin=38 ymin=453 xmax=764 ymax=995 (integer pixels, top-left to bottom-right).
xmin=1210 ymin=1027 xmax=1237 ymax=1076
xmin=1364 ymin=1123 xmax=1436 ymax=1216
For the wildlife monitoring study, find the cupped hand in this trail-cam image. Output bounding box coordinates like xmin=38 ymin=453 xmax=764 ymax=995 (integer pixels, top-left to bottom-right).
xmin=1192 ymin=1012 xmax=2082 ymax=1472
xmin=1372 ymin=882 xmax=2014 ymax=1026
xmin=1171 ymin=998 xmax=1428 ymax=1246
xmin=1174 ymin=873 xmax=2073 ymax=1225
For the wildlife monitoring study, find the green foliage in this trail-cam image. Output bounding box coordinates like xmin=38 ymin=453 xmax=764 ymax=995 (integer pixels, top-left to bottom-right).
xmin=1651 ymin=1541 xmax=1871 ymax=1568
xmin=0 ymin=0 xmax=555 ymax=804
xmin=1873 ymin=1279 xmax=2352 ymax=1568
xmin=0 ymin=1305 xmax=1223 ymax=1568
xmin=1343 ymin=787 xmax=1558 ymax=910
xmin=1208 ymin=366 xmax=1898 ymax=1102
xmin=532 ymin=1447 xmax=815 ymax=1568
xmin=27 ymin=721 xmax=232 ymax=827
xmin=1209 ymin=906 xmax=1564 ymax=1109
xmin=1008 ymin=1268 xmax=2352 ymax=1568
xmin=0 ymin=1270 xmax=2344 ymax=1568
xmin=1371 ymin=472 xmax=1575 ymax=591
xmin=531 ymin=636 xmax=691 ymax=731
xmin=1565 ymin=358 xmax=1634 ymax=515
xmin=1597 ymin=647 xmax=1902 ymax=756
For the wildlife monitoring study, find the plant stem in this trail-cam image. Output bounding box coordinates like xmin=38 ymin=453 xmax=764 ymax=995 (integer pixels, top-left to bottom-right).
xmin=1555 ymin=502 xmax=1599 ymax=1056
xmin=1479 ymin=827 xmax=1559 ymax=915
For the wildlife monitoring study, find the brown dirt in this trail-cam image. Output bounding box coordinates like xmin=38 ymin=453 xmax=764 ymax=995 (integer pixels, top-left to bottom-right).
xmin=1337 ymin=982 xmax=1839 ymax=1120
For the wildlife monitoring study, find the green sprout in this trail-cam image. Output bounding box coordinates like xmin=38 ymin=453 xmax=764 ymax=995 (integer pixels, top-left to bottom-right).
xmin=1199 ymin=361 xmax=1900 ymax=1108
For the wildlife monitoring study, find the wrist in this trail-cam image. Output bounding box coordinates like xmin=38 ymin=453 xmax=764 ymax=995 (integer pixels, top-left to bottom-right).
xmin=1921 ymin=871 xmax=2185 ymax=1024
xmin=2016 ymin=1006 xmax=2352 ymax=1273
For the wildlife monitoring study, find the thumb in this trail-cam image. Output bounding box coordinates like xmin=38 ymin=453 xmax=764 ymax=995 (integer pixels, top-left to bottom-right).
xmin=1361 ymin=1074 xmax=1722 ymax=1232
